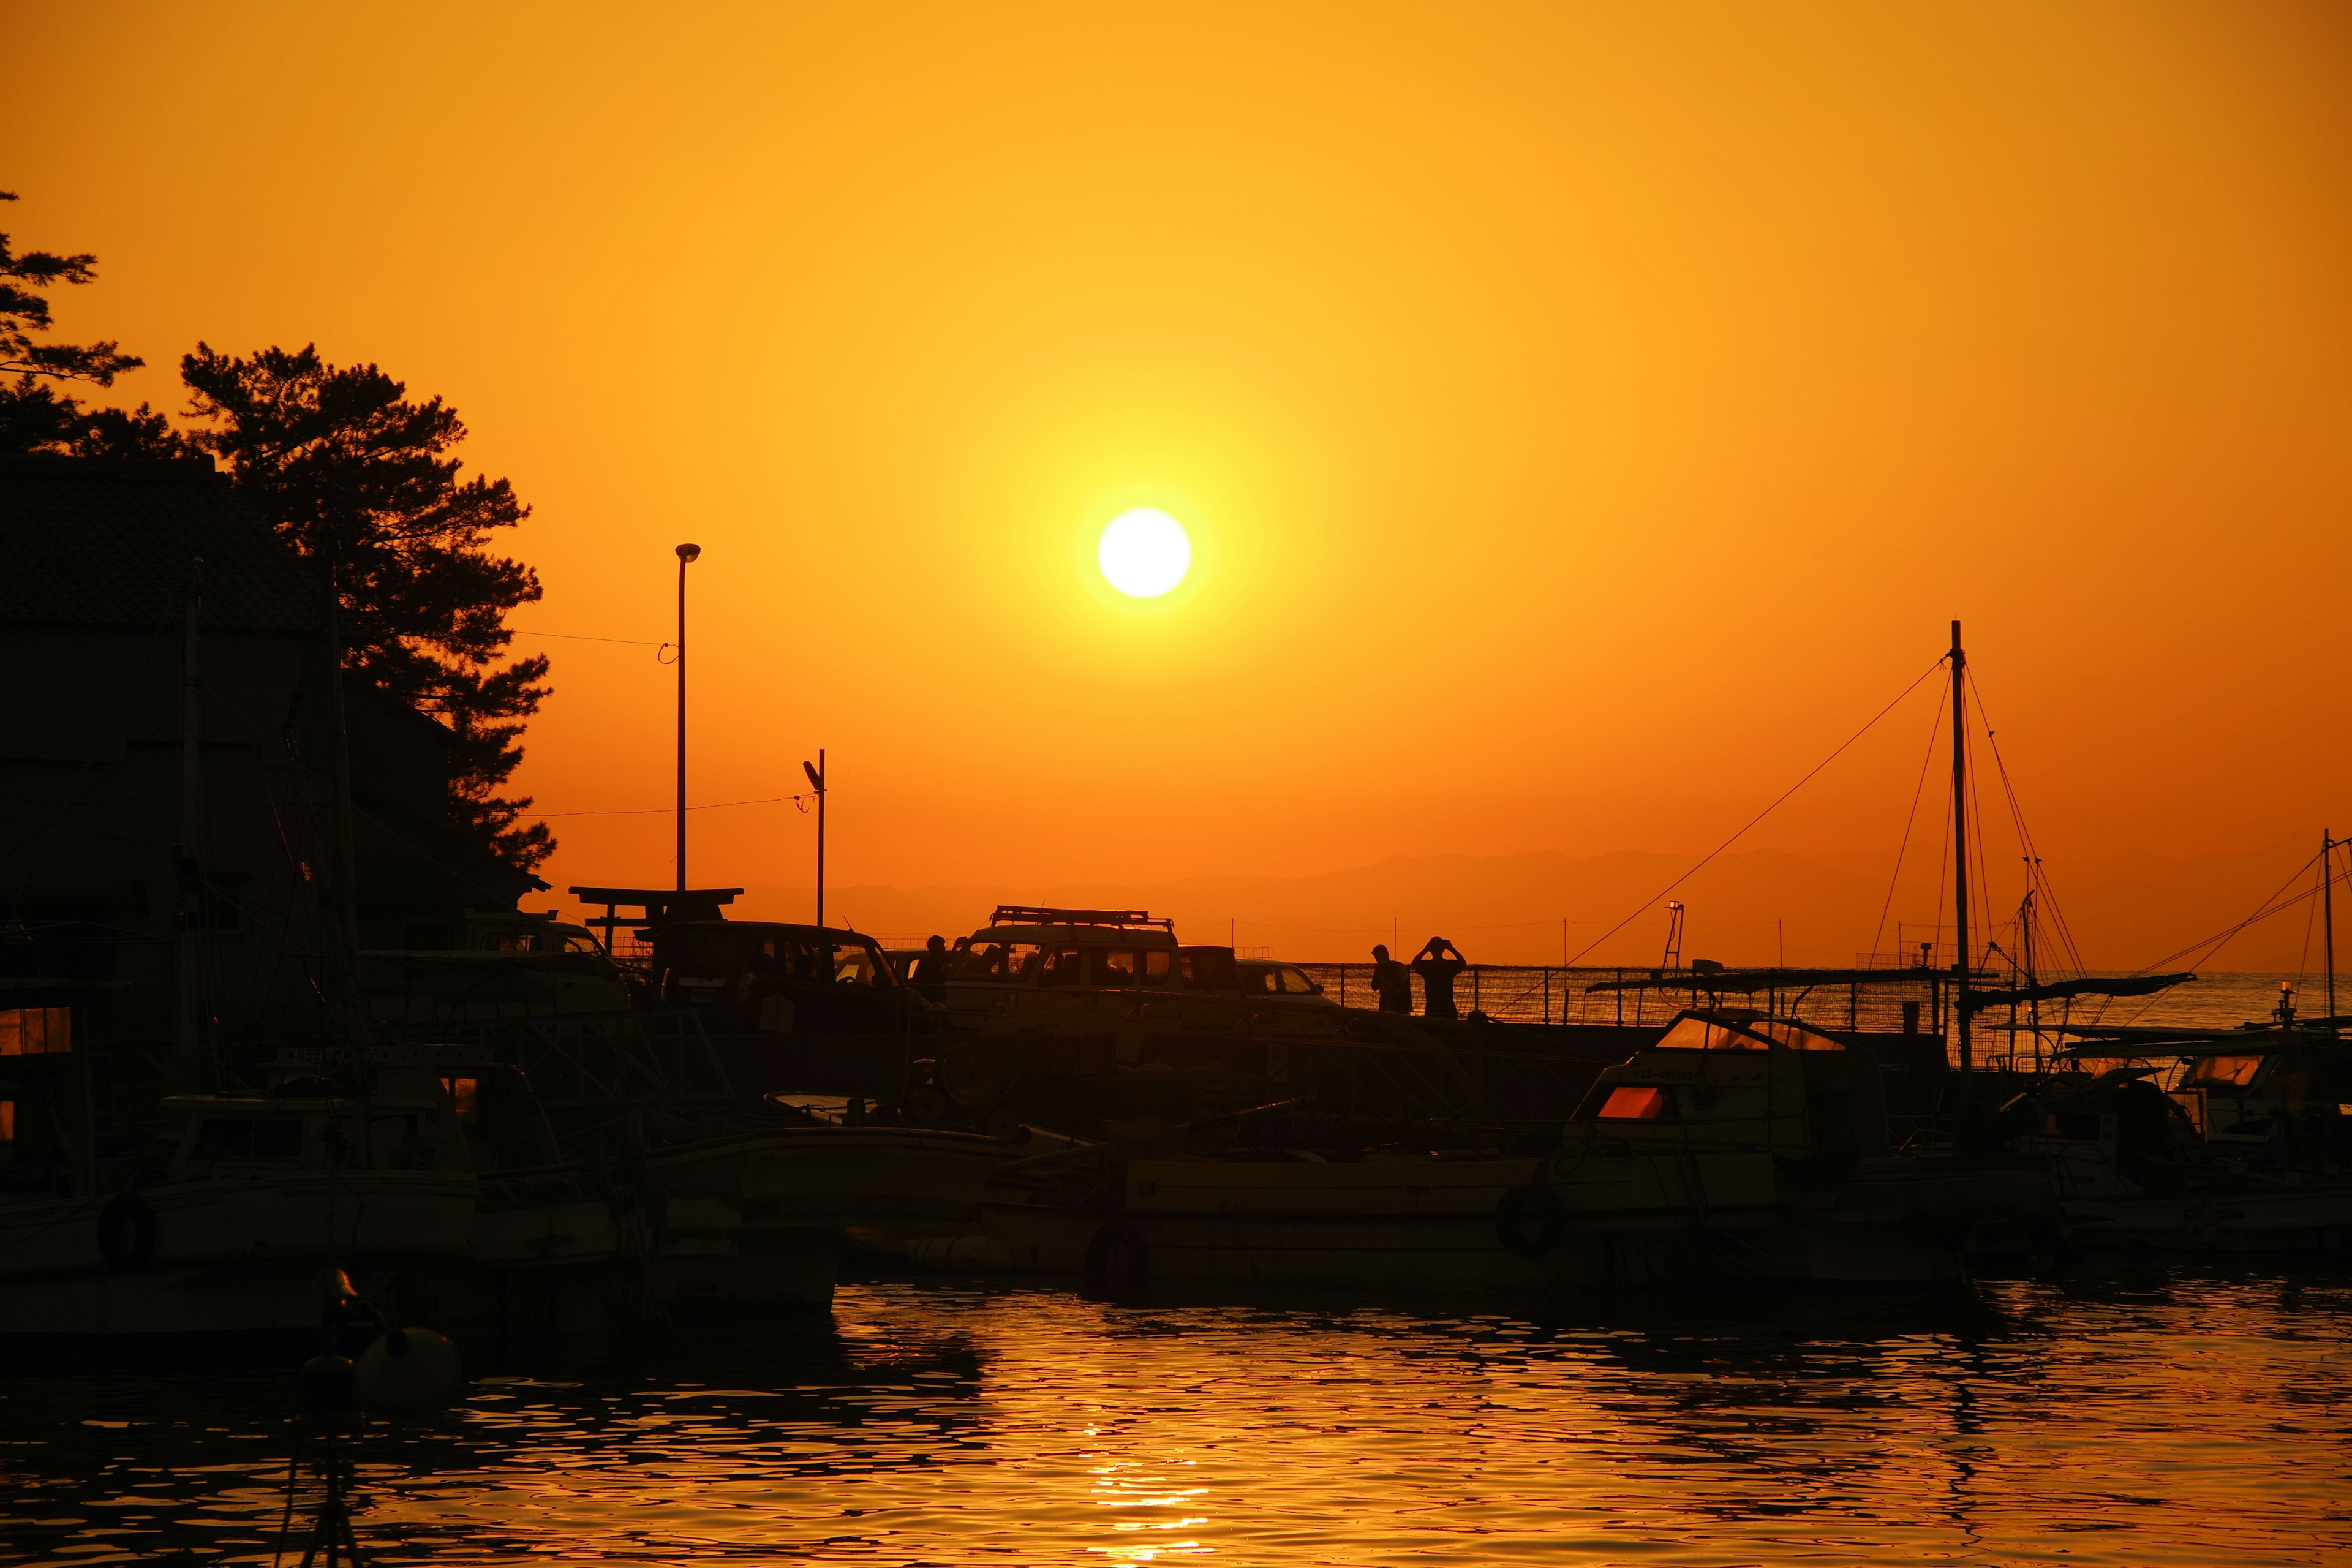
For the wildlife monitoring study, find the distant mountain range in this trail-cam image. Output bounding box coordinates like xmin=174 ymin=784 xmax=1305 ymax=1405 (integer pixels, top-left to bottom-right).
xmin=602 ymin=839 xmax=2328 ymax=971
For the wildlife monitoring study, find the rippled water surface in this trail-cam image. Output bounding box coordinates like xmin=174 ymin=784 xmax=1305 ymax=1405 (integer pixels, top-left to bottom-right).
xmin=4 ymin=1273 xmax=2349 ymax=1566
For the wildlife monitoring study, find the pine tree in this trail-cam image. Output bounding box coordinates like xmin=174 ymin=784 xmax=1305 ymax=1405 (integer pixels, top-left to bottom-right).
xmin=0 ymin=190 xmax=194 ymax=458
xmin=179 ymin=345 xmax=556 ymax=872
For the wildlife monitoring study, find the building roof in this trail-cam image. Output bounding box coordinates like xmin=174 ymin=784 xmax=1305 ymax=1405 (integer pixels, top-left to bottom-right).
xmin=0 ymin=454 xmax=322 ymax=634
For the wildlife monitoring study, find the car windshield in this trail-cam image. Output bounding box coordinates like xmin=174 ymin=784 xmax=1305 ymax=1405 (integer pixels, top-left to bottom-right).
xmin=957 ymin=941 xmax=1042 ymax=982
xmin=828 ymin=941 xmax=889 ymax=987
xmin=1279 ymin=966 xmax=1322 ymax=995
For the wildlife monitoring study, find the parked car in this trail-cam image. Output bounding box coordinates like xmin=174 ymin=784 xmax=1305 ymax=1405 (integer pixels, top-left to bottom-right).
xmin=650 ymin=921 xmax=938 ymax=1036
xmin=1235 ymin=960 xmax=1341 ymax=1009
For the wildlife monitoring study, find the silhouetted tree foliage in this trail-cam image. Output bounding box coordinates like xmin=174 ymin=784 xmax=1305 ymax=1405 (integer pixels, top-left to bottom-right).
xmin=0 ymin=190 xmax=195 ymax=459
xmin=181 ymin=345 xmax=556 ymax=872
xmin=0 ymin=192 xmax=554 ymax=873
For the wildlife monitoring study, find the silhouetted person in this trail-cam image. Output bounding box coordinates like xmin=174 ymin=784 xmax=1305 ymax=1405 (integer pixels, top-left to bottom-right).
xmin=911 ymin=934 xmax=951 ymax=982
xmin=1371 ymin=944 xmax=1413 ymax=1014
xmin=1412 ymin=937 xmax=1467 ymax=1020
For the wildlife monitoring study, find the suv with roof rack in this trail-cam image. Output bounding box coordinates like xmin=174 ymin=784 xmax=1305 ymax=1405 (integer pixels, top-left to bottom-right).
xmin=938 ymin=906 xmax=1344 ymax=1038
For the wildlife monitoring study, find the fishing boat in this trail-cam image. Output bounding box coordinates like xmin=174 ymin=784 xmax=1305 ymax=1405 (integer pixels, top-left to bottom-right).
xmin=2006 ymin=1000 xmax=2352 ymax=1255
xmin=0 ymin=1082 xmax=477 ymax=1345
xmin=977 ymin=1009 xmax=2003 ymax=1294
xmin=639 ymin=1113 xmax=1011 ymax=1308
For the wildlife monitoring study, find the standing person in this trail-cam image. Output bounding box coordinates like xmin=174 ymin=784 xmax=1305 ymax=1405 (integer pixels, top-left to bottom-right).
xmin=1371 ymin=944 xmax=1413 ymax=1014
xmin=1412 ymin=937 xmax=1468 ymax=1020
xmin=910 ymin=933 xmax=951 ymax=982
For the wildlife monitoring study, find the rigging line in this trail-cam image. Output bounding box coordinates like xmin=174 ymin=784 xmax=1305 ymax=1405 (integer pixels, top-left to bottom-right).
xmin=2298 ymin=861 xmax=2320 ymax=993
xmin=1870 ymin=681 xmax=1947 ymax=965
xmin=540 ymin=794 xmax=804 ymax=819
xmin=1966 ymin=713 xmax=1997 ymax=972
xmin=1565 ymin=658 xmax=1945 ymax=967
xmin=2133 ymin=848 xmax=2326 ymax=976
xmin=1966 ymin=671 xmax=2088 ymax=975
xmin=1933 ymin=733 xmax=1953 ymax=970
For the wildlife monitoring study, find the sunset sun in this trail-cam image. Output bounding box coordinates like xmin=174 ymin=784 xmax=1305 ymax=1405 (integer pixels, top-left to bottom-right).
xmin=1096 ymin=508 xmax=1191 ymax=598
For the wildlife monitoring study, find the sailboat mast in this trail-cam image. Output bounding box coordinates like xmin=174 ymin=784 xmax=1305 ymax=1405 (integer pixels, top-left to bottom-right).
xmin=1950 ymin=620 xmax=1972 ymax=1079
xmin=2323 ymin=827 xmax=2336 ymax=1023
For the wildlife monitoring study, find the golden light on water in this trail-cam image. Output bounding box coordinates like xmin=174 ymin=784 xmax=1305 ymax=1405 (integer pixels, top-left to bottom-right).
xmin=1098 ymin=509 xmax=1193 ymax=598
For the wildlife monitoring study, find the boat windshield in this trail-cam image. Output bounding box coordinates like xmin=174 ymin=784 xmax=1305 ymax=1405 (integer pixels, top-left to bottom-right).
xmin=1654 ymin=1017 xmax=1765 ymax=1051
xmin=1749 ymin=1020 xmax=1845 ymax=1052
xmin=1596 ymin=1085 xmax=1673 ymax=1120
xmin=2181 ymin=1054 xmax=2267 ymax=1089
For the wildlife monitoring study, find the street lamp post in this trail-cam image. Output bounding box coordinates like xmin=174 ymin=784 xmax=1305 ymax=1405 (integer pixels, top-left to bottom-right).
xmin=674 ymin=543 xmax=701 ymax=890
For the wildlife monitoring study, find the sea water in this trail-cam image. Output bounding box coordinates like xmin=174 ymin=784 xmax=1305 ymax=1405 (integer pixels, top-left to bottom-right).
xmin=3 ymin=1272 xmax=2346 ymax=1566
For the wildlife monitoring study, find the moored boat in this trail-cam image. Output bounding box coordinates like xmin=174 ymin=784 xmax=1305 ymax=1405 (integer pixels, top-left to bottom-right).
xmin=977 ymin=1010 xmax=2016 ymax=1295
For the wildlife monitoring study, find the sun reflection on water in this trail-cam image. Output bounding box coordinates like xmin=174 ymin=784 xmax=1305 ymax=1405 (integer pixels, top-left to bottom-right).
xmin=0 ymin=1276 xmax=2347 ymax=1564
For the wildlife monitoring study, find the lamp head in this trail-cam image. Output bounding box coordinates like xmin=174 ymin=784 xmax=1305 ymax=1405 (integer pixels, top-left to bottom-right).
xmin=676 ymin=542 xmax=702 ymax=563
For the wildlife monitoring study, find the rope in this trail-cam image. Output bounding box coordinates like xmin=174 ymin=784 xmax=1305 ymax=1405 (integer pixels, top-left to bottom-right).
xmin=1566 ymin=658 xmax=1945 ymax=967
xmin=1869 ymin=680 xmax=1946 ymax=964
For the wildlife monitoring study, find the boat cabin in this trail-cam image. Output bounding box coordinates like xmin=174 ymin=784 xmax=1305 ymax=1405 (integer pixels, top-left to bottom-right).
xmin=2169 ymin=1036 xmax=2351 ymax=1161
xmin=161 ymin=1087 xmax=469 ymax=1178
xmin=1567 ymin=1011 xmax=1890 ymax=1167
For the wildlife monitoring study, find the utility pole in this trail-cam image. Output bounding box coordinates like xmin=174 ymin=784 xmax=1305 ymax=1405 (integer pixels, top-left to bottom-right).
xmin=324 ymin=553 xmax=364 ymax=1035
xmin=175 ymin=560 xmax=207 ymax=1069
xmin=674 ymin=543 xmax=701 ymax=891
xmin=802 ymin=750 xmax=827 ymax=927
xmin=1950 ymin=621 xmax=1975 ymax=1097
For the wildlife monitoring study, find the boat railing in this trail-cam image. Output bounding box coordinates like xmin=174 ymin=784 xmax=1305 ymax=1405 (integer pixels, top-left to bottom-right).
xmin=1294 ymin=963 xmax=1950 ymax=1033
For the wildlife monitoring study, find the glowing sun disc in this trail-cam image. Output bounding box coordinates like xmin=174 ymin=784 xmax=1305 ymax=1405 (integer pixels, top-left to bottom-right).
xmin=1097 ymin=509 xmax=1192 ymax=598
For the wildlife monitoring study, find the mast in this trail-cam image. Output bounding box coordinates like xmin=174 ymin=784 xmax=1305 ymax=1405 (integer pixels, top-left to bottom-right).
xmin=2324 ymin=827 xmax=2336 ymax=1023
xmin=1950 ymin=620 xmax=1973 ymax=1084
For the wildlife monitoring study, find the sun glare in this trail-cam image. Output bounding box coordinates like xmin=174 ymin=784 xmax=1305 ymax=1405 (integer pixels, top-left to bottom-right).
xmin=1097 ymin=509 xmax=1192 ymax=598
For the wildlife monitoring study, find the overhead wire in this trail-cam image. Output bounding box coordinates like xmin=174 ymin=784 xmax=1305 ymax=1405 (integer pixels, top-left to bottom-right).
xmin=540 ymin=793 xmax=810 ymax=819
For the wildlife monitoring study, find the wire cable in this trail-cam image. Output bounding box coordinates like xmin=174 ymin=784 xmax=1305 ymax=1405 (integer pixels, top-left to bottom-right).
xmin=1566 ymin=658 xmax=1945 ymax=967
xmin=1869 ymin=681 xmax=1947 ymax=965
xmin=540 ymin=793 xmax=807 ymax=819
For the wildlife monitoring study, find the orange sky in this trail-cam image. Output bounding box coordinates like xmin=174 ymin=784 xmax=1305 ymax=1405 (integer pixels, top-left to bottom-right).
xmin=11 ymin=2 xmax=2352 ymax=965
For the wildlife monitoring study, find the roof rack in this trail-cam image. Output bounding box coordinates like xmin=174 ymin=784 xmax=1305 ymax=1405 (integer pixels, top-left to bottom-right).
xmin=988 ymin=905 xmax=1174 ymax=932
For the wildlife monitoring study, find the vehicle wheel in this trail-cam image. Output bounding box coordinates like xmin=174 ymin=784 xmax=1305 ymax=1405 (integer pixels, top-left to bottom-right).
xmin=1494 ymin=1184 xmax=1567 ymax=1260
xmin=97 ymin=1191 xmax=159 ymax=1270
xmin=1083 ymin=1220 xmax=1150 ymax=1297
